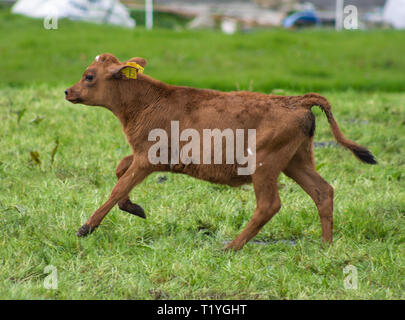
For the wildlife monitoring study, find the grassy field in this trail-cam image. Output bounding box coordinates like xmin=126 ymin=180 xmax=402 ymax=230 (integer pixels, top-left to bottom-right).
xmin=1 ymin=10 xmax=405 ymax=91
xmin=0 ymin=10 xmax=404 ymax=299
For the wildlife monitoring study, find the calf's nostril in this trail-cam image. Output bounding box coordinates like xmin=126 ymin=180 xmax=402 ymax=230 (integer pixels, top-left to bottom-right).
xmin=64 ymin=90 xmax=68 ymax=96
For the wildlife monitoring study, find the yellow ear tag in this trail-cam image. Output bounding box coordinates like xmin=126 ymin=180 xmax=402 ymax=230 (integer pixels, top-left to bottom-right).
xmin=121 ymin=62 xmax=144 ymax=79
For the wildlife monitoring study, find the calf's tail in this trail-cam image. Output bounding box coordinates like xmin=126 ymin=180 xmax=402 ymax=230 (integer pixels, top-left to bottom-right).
xmin=301 ymin=93 xmax=377 ymax=164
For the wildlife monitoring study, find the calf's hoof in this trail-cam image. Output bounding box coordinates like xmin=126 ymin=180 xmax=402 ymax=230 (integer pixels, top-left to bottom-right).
xmin=76 ymin=224 xmax=93 ymax=237
xmin=119 ymin=200 xmax=146 ymax=219
xmin=223 ymin=240 xmax=244 ymax=251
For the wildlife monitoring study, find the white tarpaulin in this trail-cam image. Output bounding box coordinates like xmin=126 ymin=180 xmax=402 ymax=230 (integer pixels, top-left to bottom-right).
xmin=12 ymin=0 xmax=135 ymax=28
xmin=384 ymin=0 xmax=405 ymax=29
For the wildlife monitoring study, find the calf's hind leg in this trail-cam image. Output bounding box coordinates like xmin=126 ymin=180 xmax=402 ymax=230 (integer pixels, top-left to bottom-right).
xmin=115 ymin=155 xmax=146 ymax=219
xmin=225 ymin=171 xmax=281 ymax=251
xmin=283 ymin=143 xmax=334 ymax=243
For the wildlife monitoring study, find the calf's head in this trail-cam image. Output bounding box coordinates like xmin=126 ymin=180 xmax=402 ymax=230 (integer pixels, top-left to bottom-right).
xmin=65 ymin=53 xmax=147 ymax=107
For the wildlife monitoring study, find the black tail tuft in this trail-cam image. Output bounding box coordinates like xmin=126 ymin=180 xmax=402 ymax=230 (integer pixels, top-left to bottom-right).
xmin=352 ymin=147 xmax=377 ymax=164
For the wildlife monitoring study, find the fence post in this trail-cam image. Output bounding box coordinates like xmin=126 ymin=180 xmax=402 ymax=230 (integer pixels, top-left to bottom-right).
xmin=146 ymin=0 xmax=153 ymax=30
xmin=335 ymin=0 xmax=344 ymax=31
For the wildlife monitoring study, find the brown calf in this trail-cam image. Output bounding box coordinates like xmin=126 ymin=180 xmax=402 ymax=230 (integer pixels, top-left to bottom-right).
xmin=65 ymin=53 xmax=376 ymax=250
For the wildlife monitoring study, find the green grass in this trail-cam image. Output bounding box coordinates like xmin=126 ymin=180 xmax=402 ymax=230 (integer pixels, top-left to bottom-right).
xmin=1 ymin=10 xmax=405 ymax=91
xmin=0 ymin=10 xmax=404 ymax=299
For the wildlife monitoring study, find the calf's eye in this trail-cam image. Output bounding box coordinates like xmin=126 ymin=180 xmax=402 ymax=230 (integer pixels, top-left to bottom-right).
xmin=85 ymin=75 xmax=94 ymax=82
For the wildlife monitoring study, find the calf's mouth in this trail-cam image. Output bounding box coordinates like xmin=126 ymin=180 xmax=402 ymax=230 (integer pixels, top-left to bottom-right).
xmin=64 ymin=89 xmax=82 ymax=104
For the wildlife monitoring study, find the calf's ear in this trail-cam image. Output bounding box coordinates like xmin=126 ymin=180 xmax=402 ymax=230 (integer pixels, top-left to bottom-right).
xmin=108 ymin=64 xmax=139 ymax=80
xmin=126 ymin=57 xmax=147 ymax=68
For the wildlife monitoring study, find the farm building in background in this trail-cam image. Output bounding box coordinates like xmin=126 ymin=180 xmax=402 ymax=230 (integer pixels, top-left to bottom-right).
xmin=122 ymin=0 xmax=399 ymax=29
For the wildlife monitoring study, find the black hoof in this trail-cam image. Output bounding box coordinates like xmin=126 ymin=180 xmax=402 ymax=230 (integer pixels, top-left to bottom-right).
xmin=119 ymin=201 xmax=146 ymax=219
xmin=76 ymin=224 xmax=93 ymax=237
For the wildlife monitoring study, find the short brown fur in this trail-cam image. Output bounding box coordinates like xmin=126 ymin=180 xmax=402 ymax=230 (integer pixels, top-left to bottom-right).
xmin=66 ymin=54 xmax=376 ymax=250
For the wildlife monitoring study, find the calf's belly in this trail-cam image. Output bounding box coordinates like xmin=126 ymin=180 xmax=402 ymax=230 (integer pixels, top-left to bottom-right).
xmin=169 ymin=163 xmax=252 ymax=187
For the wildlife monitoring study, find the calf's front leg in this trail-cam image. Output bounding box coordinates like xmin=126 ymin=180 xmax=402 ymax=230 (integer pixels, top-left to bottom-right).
xmin=76 ymin=159 xmax=150 ymax=237
xmin=116 ymin=155 xmax=146 ymax=219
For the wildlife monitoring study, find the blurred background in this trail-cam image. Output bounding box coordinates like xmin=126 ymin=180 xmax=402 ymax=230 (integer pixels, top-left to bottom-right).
xmin=0 ymin=0 xmax=404 ymax=90
xmin=3 ymin=0 xmax=403 ymax=30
